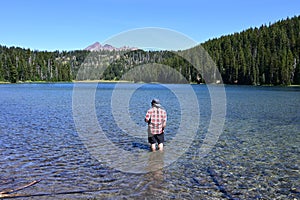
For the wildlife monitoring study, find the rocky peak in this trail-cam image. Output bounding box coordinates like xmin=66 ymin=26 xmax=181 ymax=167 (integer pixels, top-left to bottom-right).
xmin=84 ymin=42 xmax=137 ymax=51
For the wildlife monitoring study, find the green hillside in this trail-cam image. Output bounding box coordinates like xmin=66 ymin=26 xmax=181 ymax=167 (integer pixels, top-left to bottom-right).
xmin=202 ymin=15 xmax=300 ymax=85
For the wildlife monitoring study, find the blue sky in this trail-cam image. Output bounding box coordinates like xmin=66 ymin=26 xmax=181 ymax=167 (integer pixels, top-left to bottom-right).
xmin=1 ymin=0 xmax=299 ymax=51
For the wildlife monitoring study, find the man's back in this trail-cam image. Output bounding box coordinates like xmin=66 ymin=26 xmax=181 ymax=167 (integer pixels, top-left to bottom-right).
xmin=146 ymin=107 xmax=167 ymax=135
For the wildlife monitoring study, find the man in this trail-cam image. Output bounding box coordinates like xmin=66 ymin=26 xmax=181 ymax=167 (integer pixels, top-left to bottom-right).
xmin=145 ymin=99 xmax=167 ymax=151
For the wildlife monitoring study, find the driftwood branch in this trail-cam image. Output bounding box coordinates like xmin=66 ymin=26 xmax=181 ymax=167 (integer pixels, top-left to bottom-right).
xmin=0 ymin=187 xmax=119 ymax=199
xmin=0 ymin=179 xmax=120 ymax=199
xmin=0 ymin=180 xmax=41 ymax=195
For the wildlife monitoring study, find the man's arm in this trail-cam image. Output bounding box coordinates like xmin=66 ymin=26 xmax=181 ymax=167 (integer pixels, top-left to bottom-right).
xmin=145 ymin=110 xmax=151 ymax=123
xmin=163 ymin=111 xmax=167 ymax=128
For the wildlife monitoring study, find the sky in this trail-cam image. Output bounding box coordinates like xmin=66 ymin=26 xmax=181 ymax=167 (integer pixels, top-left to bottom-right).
xmin=1 ymin=0 xmax=300 ymax=51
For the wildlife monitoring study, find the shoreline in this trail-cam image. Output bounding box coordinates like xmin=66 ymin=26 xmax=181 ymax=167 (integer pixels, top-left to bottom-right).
xmin=73 ymin=79 xmax=133 ymax=83
xmin=0 ymin=80 xmax=299 ymax=87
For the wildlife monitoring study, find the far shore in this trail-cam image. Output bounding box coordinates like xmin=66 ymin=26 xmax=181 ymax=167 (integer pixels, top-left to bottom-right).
xmin=0 ymin=80 xmax=133 ymax=84
xmin=73 ymin=79 xmax=134 ymax=83
xmin=0 ymin=80 xmax=299 ymax=87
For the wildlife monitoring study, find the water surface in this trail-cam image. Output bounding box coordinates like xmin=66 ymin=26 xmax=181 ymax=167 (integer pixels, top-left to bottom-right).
xmin=0 ymin=83 xmax=299 ymax=199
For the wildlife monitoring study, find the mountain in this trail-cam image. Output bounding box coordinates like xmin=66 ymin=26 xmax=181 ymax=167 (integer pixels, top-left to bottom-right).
xmin=84 ymin=42 xmax=138 ymax=51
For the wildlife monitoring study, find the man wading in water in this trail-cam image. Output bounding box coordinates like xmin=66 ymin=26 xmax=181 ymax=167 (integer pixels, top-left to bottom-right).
xmin=145 ymin=99 xmax=167 ymax=151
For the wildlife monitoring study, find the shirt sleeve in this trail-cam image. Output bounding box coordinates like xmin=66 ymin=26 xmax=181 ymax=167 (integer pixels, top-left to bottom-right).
xmin=145 ymin=109 xmax=151 ymax=122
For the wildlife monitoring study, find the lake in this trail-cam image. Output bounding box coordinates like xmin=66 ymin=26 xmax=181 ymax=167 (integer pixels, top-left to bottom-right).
xmin=0 ymin=83 xmax=299 ymax=199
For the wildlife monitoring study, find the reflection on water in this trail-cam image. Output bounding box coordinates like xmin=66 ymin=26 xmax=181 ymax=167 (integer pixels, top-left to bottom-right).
xmin=0 ymin=83 xmax=299 ymax=199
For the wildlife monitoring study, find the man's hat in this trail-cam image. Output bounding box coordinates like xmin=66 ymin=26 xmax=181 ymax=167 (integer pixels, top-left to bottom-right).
xmin=151 ymin=99 xmax=161 ymax=107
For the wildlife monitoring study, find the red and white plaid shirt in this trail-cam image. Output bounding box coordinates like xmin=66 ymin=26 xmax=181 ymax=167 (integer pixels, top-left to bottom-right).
xmin=145 ymin=107 xmax=167 ymax=135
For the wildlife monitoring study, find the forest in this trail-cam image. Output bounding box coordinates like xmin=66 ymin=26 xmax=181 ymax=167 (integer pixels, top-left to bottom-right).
xmin=0 ymin=15 xmax=299 ymax=85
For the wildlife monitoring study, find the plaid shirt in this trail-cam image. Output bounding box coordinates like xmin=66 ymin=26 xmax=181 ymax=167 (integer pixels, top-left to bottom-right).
xmin=145 ymin=107 xmax=167 ymax=135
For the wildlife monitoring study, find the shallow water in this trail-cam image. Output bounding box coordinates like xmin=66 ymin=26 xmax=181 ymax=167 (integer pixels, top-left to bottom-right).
xmin=0 ymin=83 xmax=299 ymax=199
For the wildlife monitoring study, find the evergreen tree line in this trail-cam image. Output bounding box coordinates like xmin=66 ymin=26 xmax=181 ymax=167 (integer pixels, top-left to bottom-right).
xmin=202 ymin=15 xmax=300 ymax=85
xmin=0 ymin=46 xmax=89 ymax=83
xmin=0 ymin=15 xmax=299 ymax=85
xmin=102 ymin=50 xmax=198 ymax=83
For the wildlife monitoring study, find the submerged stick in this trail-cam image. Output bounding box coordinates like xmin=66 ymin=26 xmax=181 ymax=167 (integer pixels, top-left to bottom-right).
xmin=0 ymin=180 xmax=41 ymax=195
xmin=0 ymin=187 xmax=120 ymax=199
xmin=207 ymin=167 xmax=235 ymax=200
